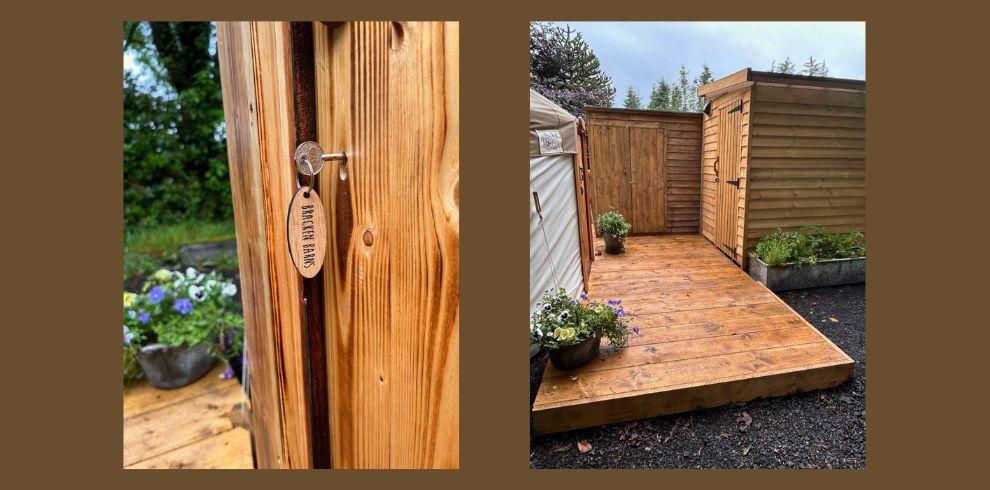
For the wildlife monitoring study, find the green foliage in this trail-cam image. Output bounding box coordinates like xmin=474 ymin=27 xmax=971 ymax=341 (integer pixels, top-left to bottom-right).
xmin=123 ymin=268 xmax=243 ymax=375
xmin=530 ymin=289 xmax=637 ymax=350
xmin=648 ymin=78 xmax=672 ymax=110
xmin=123 ymin=347 xmax=143 ymax=384
xmin=124 ymin=22 xmax=232 ymax=227
xmin=623 ymin=86 xmax=643 ymax=109
xmin=596 ymin=210 xmax=632 ymax=241
xmin=123 ymin=220 xmax=236 ymax=282
xmin=677 ymin=64 xmax=692 ymax=112
xmin=753 ymin=227 xmax=865 ymax=266
xmin=802 ymin=56 xmax=830 ymax=77
xmin=769 ymin=57 xmax=797 ymax=74
xmin=693 ymin=63 xmax=714 ymax=111
xmin=530 ymin=22 xmax=616 ymax=116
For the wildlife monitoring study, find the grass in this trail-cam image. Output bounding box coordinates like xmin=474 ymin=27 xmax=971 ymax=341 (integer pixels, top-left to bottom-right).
xmin=124 ymin=220 xmax=237 ymax=282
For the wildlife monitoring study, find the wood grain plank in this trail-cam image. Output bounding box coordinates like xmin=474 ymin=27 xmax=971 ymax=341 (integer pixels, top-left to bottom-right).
xmin=316 ymin=21 xmax=459 ymax=469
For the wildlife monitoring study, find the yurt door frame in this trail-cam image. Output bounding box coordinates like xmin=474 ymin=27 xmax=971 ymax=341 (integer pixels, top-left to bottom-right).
xmin=713 ymin=95 xmax=744 ymax=262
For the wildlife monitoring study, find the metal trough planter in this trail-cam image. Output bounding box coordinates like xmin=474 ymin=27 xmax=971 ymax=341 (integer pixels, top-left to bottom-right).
xmin=749 ymin=256 xmax=865 ymax=291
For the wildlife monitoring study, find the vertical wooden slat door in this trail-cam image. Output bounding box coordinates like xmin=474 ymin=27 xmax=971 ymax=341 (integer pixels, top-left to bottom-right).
xmin=714 ymin=96 xmax=743 ymax=262
xmin=588 ymin=125 xmax=632 ymax=225
xmin=313 ymin=21 xmax=460 ymax=469
xmin=629 ymin=127 xmax=666 ymax=233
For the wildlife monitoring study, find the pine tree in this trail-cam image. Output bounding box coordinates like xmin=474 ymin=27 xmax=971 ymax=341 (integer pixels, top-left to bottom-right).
xmin=803 ymin=56 xmax=823 ymax=76
xmin=530 ymin=22 xmax=616 ymax=116
xmin=648 ymin=78 xmax=671 ymax=110
xmin=677 ymin=64 xmax=691 ymax=111
xmin=623 ymin=86 xmax=643 ymax=109
xmin=819 ymin=59 xmax=830 ymax=77
xmin=670 ymin=87 xmax=683 ymax=114
xmin=693 ymin=63 xmax=714 ymax=111
xmin=773 ymin=57 xmax=797 ymax=74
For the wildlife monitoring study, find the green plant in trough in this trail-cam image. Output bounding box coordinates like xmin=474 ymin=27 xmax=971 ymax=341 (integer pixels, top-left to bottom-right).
xmin=753 ymin=227 xmax=866 ymax=266
xmin=596 ymin=210 xmax=632 ymax=242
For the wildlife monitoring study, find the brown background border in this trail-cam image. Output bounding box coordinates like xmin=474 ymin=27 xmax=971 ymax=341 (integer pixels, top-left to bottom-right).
xmin=6 ymin=0 xmax=987 ymax=485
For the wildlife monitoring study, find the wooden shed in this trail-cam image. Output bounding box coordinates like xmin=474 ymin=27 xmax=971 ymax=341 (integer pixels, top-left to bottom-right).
xmin=584 ymin=108 xmax=703 ymax=235
xmin=697 ymin=68 xmax=865 ymax=266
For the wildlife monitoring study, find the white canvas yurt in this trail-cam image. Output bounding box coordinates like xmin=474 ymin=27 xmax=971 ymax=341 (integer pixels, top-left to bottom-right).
xmin=529 ymin=90 xmax=587 ymax=327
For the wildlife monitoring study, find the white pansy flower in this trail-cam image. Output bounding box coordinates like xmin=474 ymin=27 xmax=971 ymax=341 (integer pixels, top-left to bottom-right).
xmin=222 ymin=283 xmax=237 ymax=296
xmin=206 ymin=279 xmax=217 ymax=289
xmin=186 ymin=267 xmax=198 ymax=279
xmin=188 ymin=285 xmax=207 ymax=302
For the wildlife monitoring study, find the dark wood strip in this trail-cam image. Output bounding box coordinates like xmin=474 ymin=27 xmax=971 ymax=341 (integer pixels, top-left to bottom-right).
xmin=289 ymin=20 xmax=331 ymax=469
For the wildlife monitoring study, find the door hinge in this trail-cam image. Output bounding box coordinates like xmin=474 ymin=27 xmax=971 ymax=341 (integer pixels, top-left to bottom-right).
xmin=728 ymin=100 xmax=744 ymax=114
xmin=726 ymin=179 xmax=740 ymax=187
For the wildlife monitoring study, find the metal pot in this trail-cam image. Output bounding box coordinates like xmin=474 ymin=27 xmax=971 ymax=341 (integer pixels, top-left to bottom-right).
xmin=549 ymin=330 xmax=601 ymax=370
xmin=137 ymin=343 xmax=215 ymax=389
xmin=603 ymin=233 xmax=624 ymax=254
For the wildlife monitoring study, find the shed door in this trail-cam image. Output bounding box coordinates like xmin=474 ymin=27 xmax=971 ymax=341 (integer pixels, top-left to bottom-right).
xmin=714 ymin=96 xmax=744 ymax=262
xmin=629 ymin=128 xmax=667 ymax=233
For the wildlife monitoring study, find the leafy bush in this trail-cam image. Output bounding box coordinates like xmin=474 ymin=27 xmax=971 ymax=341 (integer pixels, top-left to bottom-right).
xmin=124 ymin=22 xmax=232 ymax=227
xmin=530 ymin=289 xmax=639 ymax=350
xmin=123 ymin=267 xmax=243 ymax=383
xmin=596 ymin=210 xmax=632 ymax=241
xmin=753 ymin=227 xmax=865 ymax=266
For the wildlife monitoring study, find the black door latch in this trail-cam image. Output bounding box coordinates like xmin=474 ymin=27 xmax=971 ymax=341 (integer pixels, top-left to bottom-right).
xmin=726 ymin=179 xmax=740 ymax=187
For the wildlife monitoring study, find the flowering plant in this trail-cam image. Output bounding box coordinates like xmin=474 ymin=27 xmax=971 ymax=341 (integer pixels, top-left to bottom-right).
xmin=123 ymin=267 xmax=243 ymax=381
xmin=530 ymin=289 xmax=638 ymax=350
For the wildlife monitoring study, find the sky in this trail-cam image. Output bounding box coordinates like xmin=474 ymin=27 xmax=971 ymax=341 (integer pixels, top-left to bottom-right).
xmin=546 ymin=22 xmax=865 ymax=107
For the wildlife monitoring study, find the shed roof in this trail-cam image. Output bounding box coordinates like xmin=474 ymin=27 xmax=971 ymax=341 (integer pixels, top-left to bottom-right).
xmin=584 ymin=106 xmax=702 ymax=118
xmin=530 ymin=89 xmax=579 ymax=156
xmin=697 ymin=68 xmax=866 ymax=98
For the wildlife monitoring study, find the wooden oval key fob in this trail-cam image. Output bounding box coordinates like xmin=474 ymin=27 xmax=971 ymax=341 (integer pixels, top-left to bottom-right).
xmin=287 ymin=187 xmax=326 ymax=278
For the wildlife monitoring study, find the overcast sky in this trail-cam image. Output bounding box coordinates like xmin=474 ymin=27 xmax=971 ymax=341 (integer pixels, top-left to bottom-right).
xmin=546 ymin=22 xmax=865 ymax=107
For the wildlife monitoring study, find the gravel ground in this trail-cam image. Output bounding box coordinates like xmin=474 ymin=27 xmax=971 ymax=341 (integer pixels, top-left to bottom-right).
xmin=530 ymin=283 xmax=866 ymax=469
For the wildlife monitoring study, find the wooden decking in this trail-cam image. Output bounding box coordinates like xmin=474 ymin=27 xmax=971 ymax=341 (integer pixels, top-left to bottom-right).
xmin=124 ymin=363 xmax=253 ymax=469
xmin=532 ymin=235 xmax=854 ymax=435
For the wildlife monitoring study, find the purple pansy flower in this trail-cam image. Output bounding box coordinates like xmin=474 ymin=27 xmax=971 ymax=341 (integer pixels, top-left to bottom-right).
xmin=138 ymin=311 xmax=151 ymax=324
xmin=579 ymin=292 xmax=588 ymax=300
xmin=148 ymin=285 xmax=165 ymax=304
xmin=616 ymin=307 xmax=626 ymax=316
xmin=221 ymin=364 xmax=235 ymax=380
xmin=173 ymin=298 xmax=193 ymax=315
xmin=632 ymin=326 xmax=641 ymax=334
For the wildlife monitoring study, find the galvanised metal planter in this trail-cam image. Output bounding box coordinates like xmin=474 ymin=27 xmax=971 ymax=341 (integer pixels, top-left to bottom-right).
xmin=603 ymin=233 xmax=624 ymax=254
xmin=137 ymin=343 xmax=215 ymax=389
xmin=548 ymin=330 xmax=601 ymax=370
xmin=749 ymin=256 xmax=866 ymax=291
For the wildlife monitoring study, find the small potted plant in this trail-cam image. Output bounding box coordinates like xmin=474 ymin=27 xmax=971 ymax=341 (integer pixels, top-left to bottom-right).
xmin=530 ymin=289 xmax=639 ymax=370
xmin=596 ymin=210 xmax=632 ymax=254
xmin=123 ymin=267 xmax=244 ymax=389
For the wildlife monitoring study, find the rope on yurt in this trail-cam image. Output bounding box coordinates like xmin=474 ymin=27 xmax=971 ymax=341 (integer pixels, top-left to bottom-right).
xmin=532 ymin=184 xmax=560 ymax=290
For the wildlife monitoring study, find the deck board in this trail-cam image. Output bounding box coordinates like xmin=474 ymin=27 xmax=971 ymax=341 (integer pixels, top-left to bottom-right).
xmin=532 ymin=235 xmax=854 ymax=435
xmin=124 ymin=363 xmax=253 ymax=469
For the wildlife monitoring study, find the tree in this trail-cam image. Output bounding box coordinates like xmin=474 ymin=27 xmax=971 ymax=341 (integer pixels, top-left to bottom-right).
xmin=677 ymin=64 xmax=691 ymax=111
xmin=648 ymin=79 xmax=672 ymax=110
xmin=770 ymin=57 xmax=797 ymax=74
xmin=530 ymin=22 xmax=616 ymax=116
xmin=803 ymin=56 xmax=827 ymax=76
xmin=693 ymin=63 xmax=714 ymax=111
xmin=670 ymin=86 xmax=683 ymax=114
xmin=623 ymin=86 xmax=643 ymax=109
xmin=124 ymin=22 xmax=230 ymax=227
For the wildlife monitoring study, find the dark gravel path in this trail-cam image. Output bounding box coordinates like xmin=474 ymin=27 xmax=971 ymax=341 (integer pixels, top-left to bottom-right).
xmin=530 ymin=283 xmax=866 ymax=469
